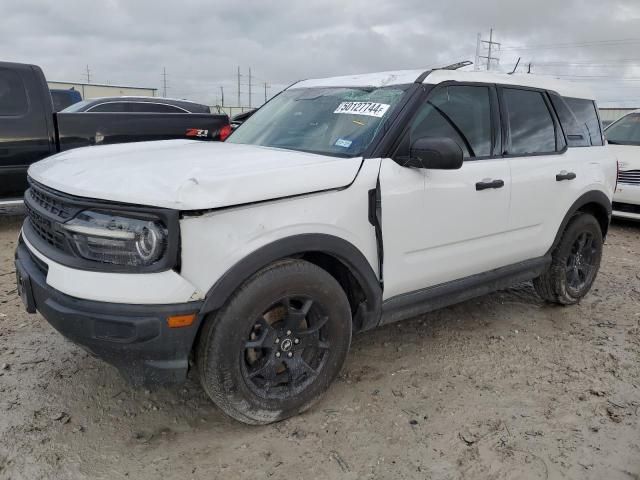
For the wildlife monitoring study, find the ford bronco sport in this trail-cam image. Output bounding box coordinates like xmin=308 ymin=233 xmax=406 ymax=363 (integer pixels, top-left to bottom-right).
xmin=15 ymin=68 xmax=617 ymax=424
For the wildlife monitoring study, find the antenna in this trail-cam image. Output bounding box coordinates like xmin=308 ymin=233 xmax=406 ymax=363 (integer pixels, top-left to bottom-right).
xmin=509 ymin=57 xmax=521 ymax=75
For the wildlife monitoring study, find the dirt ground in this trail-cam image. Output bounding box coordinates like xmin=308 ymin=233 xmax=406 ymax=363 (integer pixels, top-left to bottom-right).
xmin=0 ymin=212 xmax=639 ymax=480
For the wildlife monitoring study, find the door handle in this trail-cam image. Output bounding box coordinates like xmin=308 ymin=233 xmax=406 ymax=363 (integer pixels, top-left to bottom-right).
xmin=556 ymin=171 xmax=576 ymax=181
xmin=475 ymin=179 xmax=505 ymax=191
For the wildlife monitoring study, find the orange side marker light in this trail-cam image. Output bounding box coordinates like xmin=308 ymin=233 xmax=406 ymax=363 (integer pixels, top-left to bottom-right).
xmin=167 ymin=313 xmax=196 ymax=328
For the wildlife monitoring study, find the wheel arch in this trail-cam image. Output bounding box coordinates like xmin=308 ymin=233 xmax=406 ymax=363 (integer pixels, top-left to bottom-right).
xmin=199 ymin=234 xmax=383 ymax=333
xmin=550 ymin=190 xmax=612 ymax=252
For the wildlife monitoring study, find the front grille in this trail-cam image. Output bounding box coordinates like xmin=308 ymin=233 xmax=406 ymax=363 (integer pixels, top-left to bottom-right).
xmin=23 ymin=181 xmax=78 ymax=253
xmin=25 ymin=201 xmax=66 ymax=250
xmin=618 ymin=169 xmax=640 ymax=185
xmin=612 ymin=202 xmax=640 ymax=215
xmin=27 ymin=183 xmax=74 ymax=220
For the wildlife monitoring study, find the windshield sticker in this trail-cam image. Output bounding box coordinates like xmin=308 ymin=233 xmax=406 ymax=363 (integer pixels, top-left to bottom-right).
xmin=335 ymin=138 xmax=353 ymax=148
xmin=334 ymin=102 xmax=391 ymax=118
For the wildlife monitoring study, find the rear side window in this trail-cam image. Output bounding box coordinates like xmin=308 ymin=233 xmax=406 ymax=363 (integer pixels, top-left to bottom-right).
xmin=549 ymin=94 xmax=590 ymax=147
xmin=503 ymin=88 xmax=556 ymax=155
xmin=563 ymin=97 xmax=603 ymax=146
xmin=88 ymin=102 xmax=128 ymax=112
xmin=0 ymin=68 xmax=28 ymax=116
xmin=406 ymin=85 xmax=492 ymax=158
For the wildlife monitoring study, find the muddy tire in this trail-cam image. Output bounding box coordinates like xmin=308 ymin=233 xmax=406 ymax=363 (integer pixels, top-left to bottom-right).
xmin=533 ymin=213 xmax=603 ymax=305
xmin=196 ymin=259 xmax=352 ymax=425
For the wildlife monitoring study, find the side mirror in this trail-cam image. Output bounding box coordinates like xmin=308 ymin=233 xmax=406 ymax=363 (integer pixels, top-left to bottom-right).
xmin=407 ymin=137 xmax=464 ymax=170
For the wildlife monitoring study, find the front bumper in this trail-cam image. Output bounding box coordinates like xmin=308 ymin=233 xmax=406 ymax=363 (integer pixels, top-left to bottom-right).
xmin=15 ymin=239 xmax=204 ymax=385
xmin=613 ymin=184 xmax=640 ymax=221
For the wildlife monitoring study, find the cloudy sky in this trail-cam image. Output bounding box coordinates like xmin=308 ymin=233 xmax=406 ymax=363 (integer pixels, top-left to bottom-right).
xmin=3 ymin=0 xmax=640 ymax=107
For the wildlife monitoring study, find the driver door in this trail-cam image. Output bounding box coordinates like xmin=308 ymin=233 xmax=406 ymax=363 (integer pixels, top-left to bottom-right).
xmin=380 ymin=83 xmax=513 ymax=299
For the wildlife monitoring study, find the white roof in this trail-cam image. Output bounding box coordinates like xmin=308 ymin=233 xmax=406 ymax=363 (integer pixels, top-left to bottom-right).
xmin=292 ymin=68 xmax=595 ymax=100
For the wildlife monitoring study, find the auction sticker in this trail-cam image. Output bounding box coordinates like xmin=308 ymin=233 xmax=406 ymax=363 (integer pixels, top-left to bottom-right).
xmin=334 ymin=102 xmax=390 ymax=118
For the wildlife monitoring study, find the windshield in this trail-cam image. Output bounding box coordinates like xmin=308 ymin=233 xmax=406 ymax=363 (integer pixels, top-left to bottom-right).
xmin=60 ymin=100 xmax=93 ymax=112
xmin=227 ymin=86 xmax=408 ymax=157
xmin=605 ymin=113 xmax=640 ymax=145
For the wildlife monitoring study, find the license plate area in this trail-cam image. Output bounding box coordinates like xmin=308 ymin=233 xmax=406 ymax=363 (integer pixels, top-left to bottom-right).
xmin=15 ymin=260 xmax=36 ymax=313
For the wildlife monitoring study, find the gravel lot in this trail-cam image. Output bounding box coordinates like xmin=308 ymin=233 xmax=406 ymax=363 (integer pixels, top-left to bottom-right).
xmin=0 ymin=214 xmax=639 ymax=480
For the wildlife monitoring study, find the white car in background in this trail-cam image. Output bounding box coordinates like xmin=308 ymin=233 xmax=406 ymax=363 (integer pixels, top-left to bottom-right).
xmin=605 ymin=110 xmax=640 ymax=220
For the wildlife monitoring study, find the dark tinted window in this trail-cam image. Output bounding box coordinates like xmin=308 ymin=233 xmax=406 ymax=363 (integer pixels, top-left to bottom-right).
xmin=88 ymin=102 xmax=128 ymax=112
xmin=407 ymin=85 xmax=492 ymax=158
xmin=549 ymin=94 xmax=590 ymax=148
xmin=129 ymin=102 xmax=184 ymax=113
xmin=0 ymin=68 xmax=28 ymax=116
xmin=503 ymin=89 xmax=556 ymax=155
xmin=564 ymin=97 xmax=603 ymax=146
xmin=605 ymin=113 xmax=640 ymax=145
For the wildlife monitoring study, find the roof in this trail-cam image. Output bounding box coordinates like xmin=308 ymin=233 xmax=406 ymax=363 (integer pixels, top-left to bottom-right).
xmin=292 ymin=68 xmax=595 ymax=99
xmin=82 ymin=96 xmax=207 ymax=106
xmin=48 ymin=80 xmax=157 ymax=91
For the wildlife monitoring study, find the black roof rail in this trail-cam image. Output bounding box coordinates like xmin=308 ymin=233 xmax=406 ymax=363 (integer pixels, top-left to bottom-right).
xmin=415 ymin=60 xmax=473 ymax=83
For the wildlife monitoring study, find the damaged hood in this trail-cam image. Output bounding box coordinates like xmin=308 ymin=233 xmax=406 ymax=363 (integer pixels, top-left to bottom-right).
xmin=28 ymin=140 xmax=363 ymax=210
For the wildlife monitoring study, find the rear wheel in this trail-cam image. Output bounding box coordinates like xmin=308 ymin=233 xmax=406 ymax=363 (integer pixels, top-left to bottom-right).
xmin=196 ymin=259 xmax=352 ymax=425
xmin=533 ymin=213 xmax=603 ymax=305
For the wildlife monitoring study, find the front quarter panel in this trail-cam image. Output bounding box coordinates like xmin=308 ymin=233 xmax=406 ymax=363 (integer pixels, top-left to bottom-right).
xmin=178 ymin=159 xmax=381 ymax=298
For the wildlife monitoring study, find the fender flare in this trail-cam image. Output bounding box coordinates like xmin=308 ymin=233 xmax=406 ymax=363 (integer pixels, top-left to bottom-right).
xmin=199 ymin=234 xmax=383 ymax=329
xmin=549 ymin=190 xmax=612 ymax=252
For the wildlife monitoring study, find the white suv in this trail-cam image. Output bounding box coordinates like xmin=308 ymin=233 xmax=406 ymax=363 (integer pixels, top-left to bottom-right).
xmin=604 ymin=110 xmax=640 ymax=220
xmin=15 ymin=68 xmax=617 ymax=424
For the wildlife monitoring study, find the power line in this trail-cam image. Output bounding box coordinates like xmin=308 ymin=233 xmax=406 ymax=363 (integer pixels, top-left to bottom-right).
xmin=501 ymin=38 xmax=640 ymax=51
xmin=162 ymin=67 xmax=167 ymax=97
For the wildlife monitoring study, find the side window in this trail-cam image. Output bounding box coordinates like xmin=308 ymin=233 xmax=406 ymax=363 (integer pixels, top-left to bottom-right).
xmin=404 ymin=85 xmax=492 ymax=159
xmin=549 ymin=93 xmax=590 ymax=147
xmin=0 ymin=68 xmax=28 ymax=116
xmin=88 ymin=102 xmax=128 ymax=112
xmin=563 ymin=97 xmax=603 ymax=146
xmin=129 ymin=102 xmax=184 ymax=113
xmin=503 ymin=88 xmax=557 ymax=155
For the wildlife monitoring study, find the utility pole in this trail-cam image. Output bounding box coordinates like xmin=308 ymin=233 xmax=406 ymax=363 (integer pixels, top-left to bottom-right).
xmin=237 ymin=66 xmax=241 ymax=107
xmin=248 ymin=67 xmax=252 ymax=108
xmin=475 ymin=33 xmax=481 ymax=71
xmin=219 ymin=86 xmax=224 ymax=107
xmin=479 ymin=28 xmax=500 ymax=71
xmin=162 ymin=67 xmax=167 ymax=97
xmin=85 ymin=65 xmax=91 ymax=83
xmin=264 ymin=82 xmax=269 ymax=103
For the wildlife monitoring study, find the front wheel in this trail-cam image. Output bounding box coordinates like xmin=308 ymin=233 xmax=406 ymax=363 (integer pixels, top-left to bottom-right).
xmin=196 ymin=259 xmax=352 ymax=425
xmin=533 ymin=213 xmax=603 ymax=305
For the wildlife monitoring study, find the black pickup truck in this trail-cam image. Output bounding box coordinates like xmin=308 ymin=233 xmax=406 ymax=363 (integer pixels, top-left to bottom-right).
xmin=0 ymin=61 xmax=230 ymax=201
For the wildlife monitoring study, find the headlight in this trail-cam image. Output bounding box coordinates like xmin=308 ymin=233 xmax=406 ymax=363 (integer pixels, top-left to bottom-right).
xmin=63 ymin=210 xmax=168 ymax=267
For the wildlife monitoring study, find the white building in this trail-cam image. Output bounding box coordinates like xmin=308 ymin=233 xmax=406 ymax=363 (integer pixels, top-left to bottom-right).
xmin=47 ymin=81 xmax=157 ymax=99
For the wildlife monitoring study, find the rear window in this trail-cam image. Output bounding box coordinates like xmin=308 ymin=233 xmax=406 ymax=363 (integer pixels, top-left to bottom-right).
xmin=503 ymin=88 xmax=557 ymax=155
xmin=128 ymin=102 xmax=185 ymax=113
xmin=563 ymin=97 xmax=603 ymax=146
xmin=88 ymin=102 xmax=128 ymax=113
xmin=0 ymin=68 xmax=28 ymax=116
